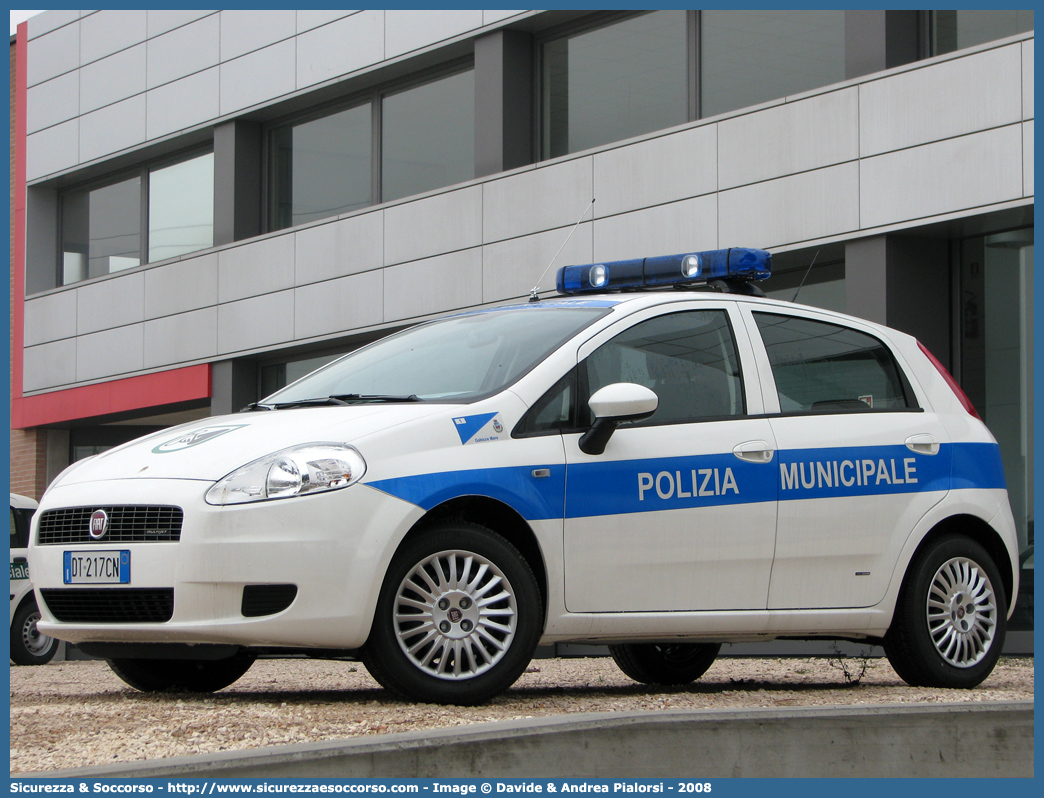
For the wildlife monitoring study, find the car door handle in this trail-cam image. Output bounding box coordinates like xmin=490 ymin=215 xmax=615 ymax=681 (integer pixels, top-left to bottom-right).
xmin=733 ymin=440 xmax=775 ymax=463
xmin=905 ymin=434 xmax=940 ymax=455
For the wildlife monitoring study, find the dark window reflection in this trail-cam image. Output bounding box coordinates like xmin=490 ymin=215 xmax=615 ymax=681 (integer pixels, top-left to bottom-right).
xmin=269 ymin=103 xmax=372 ymax=231
xmin=701 ymin=10 xmax=845 ymax=119
xmin=61 ymin=176 xmax=141 ymax=284
xmin=932 ymin=10 xmax=1034 ymax=55
xmin=382 ymin=70 xmax=475 ymax=203
xmin=542 ymin=11 xmax=688 ymax=159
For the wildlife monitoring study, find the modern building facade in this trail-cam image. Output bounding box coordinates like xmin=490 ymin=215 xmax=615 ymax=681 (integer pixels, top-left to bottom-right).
xmin=9 ymin=10 xmax=1034 ymax=624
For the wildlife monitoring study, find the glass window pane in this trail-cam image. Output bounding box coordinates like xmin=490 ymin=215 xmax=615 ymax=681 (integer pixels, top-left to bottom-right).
xmin=148 ymin=152 xmax=214 ymax=262
xmin=382 ymin=70 xmax=474 ymax=203
xmin=61 ymin=175 xmax=141 ymax=284
xmin=269 ymin=103 xmax=372 ymax=231
xmin=542 ymin=11 xmax=688 ymax=159
xmin=701 ymin=10 xmax=845 ymax=118
xmin=754 ymin=313 xmax=911 ymax=413
xmin=584 ymin=310 xmax=744 ymax=425
xmin=932 ymin=10 xmax=1034 ymax=55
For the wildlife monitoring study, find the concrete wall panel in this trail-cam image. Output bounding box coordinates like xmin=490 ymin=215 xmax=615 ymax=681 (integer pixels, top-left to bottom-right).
xmin=144 ymin=308 xmax=218 ymax=369
xmin=595 ymin=126 xmax=717 ymax=218
xmin=592 ymin=196 xmax=718 ymax=262
xmin=79 ymin=44 xmax=146 ymax=115
xmin=385 ymin=10 xmax=483 ymax=59
xmin=147 ymin=10 xmax=216 ymax=39
xmin=218 ymin=235 xmax=296 ymax=304
xmin=384 ymin=248 xmax=484 ymax=322
xmin=144 ymin=254 xmax=219 ymax=320
xmin=79 ymin=95 xmax=147 ymax=163
xmin=220 ymin=10 xmax=297 ymax=61
xmin=859 ymin=44 xmax=1022 ymax=157
xmin=27 ymin=23 xmax=80 ymax=87
xmin=719 ymin=162 xmax=859 ymax=249
xmin=482 ymin=224 xmax=593 ymax=303
xmin=24 ymin=292 xmax=78 ymax=347
xmin=294 ymin=270 xmax=385 ymax=340
xmin=860 ymin=126 xmax=1024 ymax=229
xmin=147 ymin=15 xmax=221 ymax=90
xmin=297 ymin=11 xmax=358 ymax=35
xmin=295 ymin=213 xmax=385 ymax=286
xmin=76 ymin=325 xmax=144 ymax=382
xmin=297 ymin=11 xmax=385 ymax=90
xmin=27 ymin=120 xmax=80 ymax=182
xmin=1024 ymin=121 xmax=1034 ymax=198
xmin=23 ymin=340 xmax=78 ymax=393
xmin=79 ymin=10 xmax=146 ymax=66
xmin=483 ymin=158 xmax=593 ymax=243
xmin=719 ymin=88 xmax=858 ymax=190
xmin=1023 ymin=39 xmax=1034 ymax=120
xmin=27 ymin=72 xmax=80 ymax=134
xmin=146 ymin=68 xmax=221 ymax=140
xmin=218 ymin=292 xmax=296 ymax=354
xmin=385 ymin=186 xmax=483 ymax=266
xmin=220 ymin=39 xmax=298 ymax=115
xmin=483 ymin=11 xmax=528 ymax=26
xmin=27 ymin=10 xmax=80 ymax=40
xmin=76 ymin=272 xmax=145 ymax=335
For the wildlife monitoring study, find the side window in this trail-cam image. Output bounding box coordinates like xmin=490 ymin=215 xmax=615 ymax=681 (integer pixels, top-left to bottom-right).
xmin=582 ymin=310 xmax=745 ymax=425
xmin=515 ymin=370 xmax=577 ymax=436
xmin=753 ymin=312 xmax=914 ymax=413
xmin=10 ymin=507 xmax=32 ymax=549
xmin=10 ymin=507 xmax=19 ymax=550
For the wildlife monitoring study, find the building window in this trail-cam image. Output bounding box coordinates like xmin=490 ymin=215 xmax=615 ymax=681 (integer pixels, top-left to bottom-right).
xmin=268 ymin=102 xmax=372 ymax=230
xmin=541 ymin=11 xmax=689 ymax=160
xmin=958 ymin=227 xmax=1034 ymax=560
xmin=699 ymin=10 xmax=846 ymax=118
xmin=267 ymin=66 xmax=474 ymax=232
xmin=59 ymin=150 xmax=213 ymax=286
xmin=931 ymin=10 xmax=1034 ymax=55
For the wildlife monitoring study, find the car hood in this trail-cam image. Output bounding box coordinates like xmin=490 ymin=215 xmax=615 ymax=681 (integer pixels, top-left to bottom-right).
xmin=53 ymin=404 xmax=450 ymax=486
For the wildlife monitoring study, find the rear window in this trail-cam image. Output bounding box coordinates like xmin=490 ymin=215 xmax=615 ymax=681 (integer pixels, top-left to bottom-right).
xmin=754 ymin=312 xmax=913 ymax=412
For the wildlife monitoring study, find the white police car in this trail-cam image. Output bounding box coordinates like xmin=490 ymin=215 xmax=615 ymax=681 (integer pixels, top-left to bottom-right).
xmin=30 ymin=248 xmax=1018 ymax=704
xmin=10 ymin=492 xmax=58 ymax=665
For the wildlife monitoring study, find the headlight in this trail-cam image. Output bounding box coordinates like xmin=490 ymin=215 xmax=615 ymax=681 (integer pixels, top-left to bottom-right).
xmin=205 ymin=443 xmax=366 ymax=506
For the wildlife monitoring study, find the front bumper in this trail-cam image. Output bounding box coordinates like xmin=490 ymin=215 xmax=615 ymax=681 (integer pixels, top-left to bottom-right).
xmin=31 ymin=478 xmax=423 ymax=649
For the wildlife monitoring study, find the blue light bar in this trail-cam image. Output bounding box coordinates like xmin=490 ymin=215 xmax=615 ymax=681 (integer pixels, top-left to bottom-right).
xmin=555 ymin=248 xmax=771 ymax=295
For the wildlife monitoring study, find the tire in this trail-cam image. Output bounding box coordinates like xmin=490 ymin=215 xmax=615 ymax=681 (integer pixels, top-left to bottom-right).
xmin=10 ymin=600 xmax=58 ymax=666
xmin=609 ymin=642 xmax=721 ymax=685
xmin=885 ymin=534 xmax=1007 ymax=689
xmin=107 ymin=652 xmax=255 ymax=693
xmin=362 ymin=522 xmax=543 ymax=705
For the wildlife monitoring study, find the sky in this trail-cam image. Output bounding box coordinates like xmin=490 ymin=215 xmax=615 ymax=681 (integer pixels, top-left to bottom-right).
xmin=10 ymin=10 xmax=44 ymax=36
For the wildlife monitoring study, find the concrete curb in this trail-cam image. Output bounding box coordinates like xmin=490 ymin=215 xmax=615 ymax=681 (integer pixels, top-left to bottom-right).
xmin=17 ymin=701 xmax=1033 ymax=779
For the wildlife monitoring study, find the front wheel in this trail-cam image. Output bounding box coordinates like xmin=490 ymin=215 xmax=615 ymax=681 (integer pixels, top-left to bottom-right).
xmin=885 ymin=534 xmax=1007 ymax=688
xmin=108 ymin=652 xmax=255 ymax=693
xmin=362 ymin=523 xmax=543 ymax=705
xmin=10 ymin=600 xmax=58 ymax=666
xmin=610 ymin=642 xmax=721 ymax=685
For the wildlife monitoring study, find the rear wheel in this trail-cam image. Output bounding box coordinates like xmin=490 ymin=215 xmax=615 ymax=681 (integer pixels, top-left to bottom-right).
xmin=362 ymin=523 xmax=542 ymax=705
xmin=108 ymin=652 xmax=255 ymax=693
xmin=610 ymin=642 xmax=721 ymax=685
xmin=10 ymin=600 xmax=58 ymax=666
xmin=885 ymin=534 xmax=1007 ymax=688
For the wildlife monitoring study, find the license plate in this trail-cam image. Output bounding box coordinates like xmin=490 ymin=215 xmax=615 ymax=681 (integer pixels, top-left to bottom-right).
xmin=63 ymin=550 xmax=130 ymax=585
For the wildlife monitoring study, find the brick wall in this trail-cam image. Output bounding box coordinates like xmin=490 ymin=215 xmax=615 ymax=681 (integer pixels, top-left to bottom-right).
xmin=10 ymin=36 xmax=48 ymax=501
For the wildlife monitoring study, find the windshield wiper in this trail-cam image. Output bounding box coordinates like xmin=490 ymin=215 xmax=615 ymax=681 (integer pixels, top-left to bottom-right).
xmin=263 ymin=394 xmax=422 ymax=410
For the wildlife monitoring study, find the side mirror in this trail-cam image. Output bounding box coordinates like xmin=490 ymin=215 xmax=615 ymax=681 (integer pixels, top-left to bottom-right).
xmin=578 ymin=383 xmax=658 ymax=455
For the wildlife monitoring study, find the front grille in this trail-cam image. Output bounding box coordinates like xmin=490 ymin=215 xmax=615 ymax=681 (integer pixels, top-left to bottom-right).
xmin=242 ymin=584 xmax=298 ymax=617
xmin=40 ymin=588 xmax=174 ymax=623
xmin=38 ymin=506 xmax=183 ymax=545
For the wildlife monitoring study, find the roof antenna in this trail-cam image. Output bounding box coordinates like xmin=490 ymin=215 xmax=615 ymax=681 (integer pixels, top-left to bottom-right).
xmin=529 ymin=198 xmax=595 ymax=302
xmin=791 ymin=250 xmax=820 ymax=303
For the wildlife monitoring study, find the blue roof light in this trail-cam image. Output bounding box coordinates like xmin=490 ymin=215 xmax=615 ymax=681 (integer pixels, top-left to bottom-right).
xmin=555 ymin=248 xmax=772 ymax=296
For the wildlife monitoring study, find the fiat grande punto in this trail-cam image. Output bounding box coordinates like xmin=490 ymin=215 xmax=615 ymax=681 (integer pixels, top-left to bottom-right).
xmin=30 ymin=248 xmax=1018 ymax=704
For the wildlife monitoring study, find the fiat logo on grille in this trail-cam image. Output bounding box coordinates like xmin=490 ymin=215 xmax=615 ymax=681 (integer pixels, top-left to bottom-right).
xmin=89 ymin=509 xmax=109 ymax=540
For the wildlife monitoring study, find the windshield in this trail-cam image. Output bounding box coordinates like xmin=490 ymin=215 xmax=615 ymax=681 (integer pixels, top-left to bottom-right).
xmin=262 ymin=306 xmax=609 ymax=406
